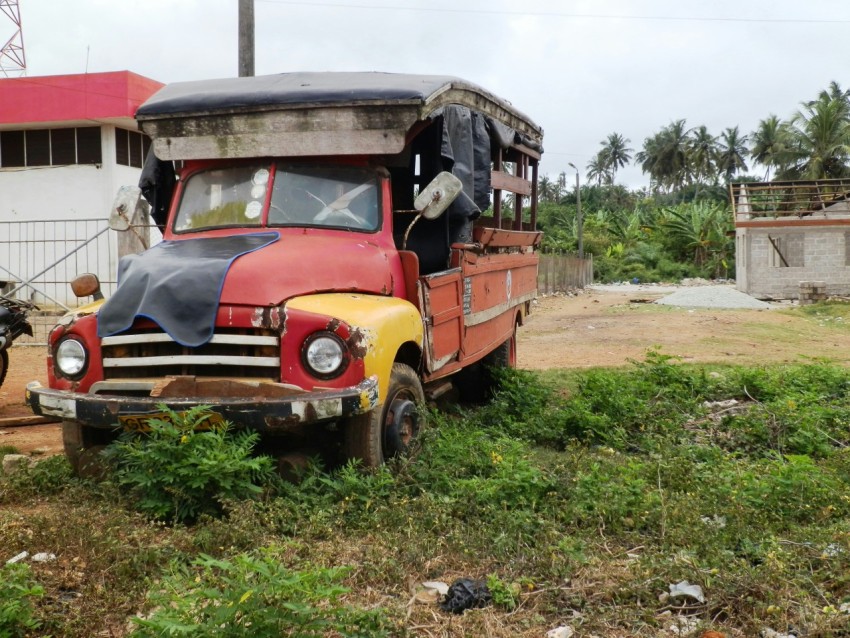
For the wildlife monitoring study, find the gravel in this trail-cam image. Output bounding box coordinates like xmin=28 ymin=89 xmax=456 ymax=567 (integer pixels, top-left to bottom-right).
xmin=654 ymin=285 xmax=773 ymax=310
xmin=588 ymin=281 xmax=774 ymax=310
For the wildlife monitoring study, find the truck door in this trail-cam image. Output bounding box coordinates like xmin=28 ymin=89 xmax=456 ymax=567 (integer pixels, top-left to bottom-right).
xmin=419 ymin=268 xmax=463 ymax=373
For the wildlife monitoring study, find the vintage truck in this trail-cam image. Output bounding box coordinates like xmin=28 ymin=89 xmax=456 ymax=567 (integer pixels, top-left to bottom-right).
xmin=26 ymin=72 xmax=544 ymax=474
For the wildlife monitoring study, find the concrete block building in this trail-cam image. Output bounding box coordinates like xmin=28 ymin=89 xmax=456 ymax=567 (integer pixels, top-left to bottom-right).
xmin=732 ymin=179 xmax=850 ymax=300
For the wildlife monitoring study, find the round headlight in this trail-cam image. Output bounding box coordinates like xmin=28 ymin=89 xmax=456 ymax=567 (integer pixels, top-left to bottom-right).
xmin=55 ymin=338 xmax=87 ymax=377
xmin=304 ymin=334 xmax=346 ymax=378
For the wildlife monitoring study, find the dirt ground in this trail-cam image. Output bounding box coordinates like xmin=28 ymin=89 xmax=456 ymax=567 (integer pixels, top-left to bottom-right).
xmin=3 ymin=286 xmax=849 ymax=456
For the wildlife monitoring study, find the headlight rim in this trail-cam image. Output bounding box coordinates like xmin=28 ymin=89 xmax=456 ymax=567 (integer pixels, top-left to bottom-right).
xmin=54 ymin=337 xmax=88 ymax=379
xmin=302 ymin=331 xmax=349 ymax=380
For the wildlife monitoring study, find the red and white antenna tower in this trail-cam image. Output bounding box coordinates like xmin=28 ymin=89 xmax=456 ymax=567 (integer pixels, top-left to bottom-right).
xmin=0 ymin=0 xmax=26 ymax=77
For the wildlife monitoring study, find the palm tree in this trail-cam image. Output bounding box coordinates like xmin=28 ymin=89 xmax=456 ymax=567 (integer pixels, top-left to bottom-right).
xmin=750 ymin=115 xmax=787 ymax=180
xmin=810 ymin=81 xmax=850 ymax=108
xmin=688 ymin=125 xmax=717 ymax=185
xmin=781 ymin=92 xmax=850 ymax=179
xmin=715 ymin=126 xmax=749 ymax=182
xmin=636 ymin=120 xmax=691 ymax=192
xmin=600 ymin=132 xmax=633 ymax=183
xmin=538 ymin=175 xmax=557 ymax=203
xmin=586 ymin=152 xmax=612 ymax=186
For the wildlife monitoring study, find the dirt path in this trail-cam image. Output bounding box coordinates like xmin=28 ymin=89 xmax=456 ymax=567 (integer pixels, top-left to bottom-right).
xmin=4 ymin=287 xmax=849 ymax=456
xmin=0 ymin=346 xmax=58 ymax=456
xmin=517 ymin=287 xmax=850 ymax=369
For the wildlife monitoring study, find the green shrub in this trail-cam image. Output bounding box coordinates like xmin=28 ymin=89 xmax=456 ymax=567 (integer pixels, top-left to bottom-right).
xmin=0 ymin=562 xmax=43 ymax=637
xmin=106 ymin=405 xmax=274 ymax=524
xmin=132 ymin=549 xmax=391 ymax=637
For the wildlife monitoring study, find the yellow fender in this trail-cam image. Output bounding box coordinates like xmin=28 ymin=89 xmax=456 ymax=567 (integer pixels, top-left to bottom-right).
xmin=286 ymin=293 xmax=424 ymax=403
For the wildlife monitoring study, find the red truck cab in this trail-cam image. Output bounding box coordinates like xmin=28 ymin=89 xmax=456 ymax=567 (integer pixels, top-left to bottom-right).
xmin=26 ymin=72 xmax=544 ymax=473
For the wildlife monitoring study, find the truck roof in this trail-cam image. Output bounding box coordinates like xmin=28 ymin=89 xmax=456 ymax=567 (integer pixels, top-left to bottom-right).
xmin=135 ymin=72 xmax=543 ymax=160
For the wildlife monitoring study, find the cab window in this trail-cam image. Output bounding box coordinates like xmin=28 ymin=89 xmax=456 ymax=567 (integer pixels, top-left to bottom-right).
xmin=173 ymin=165 xmax=269 ymax=232
xmin=269 ymin=165 xmax=379 ymax=231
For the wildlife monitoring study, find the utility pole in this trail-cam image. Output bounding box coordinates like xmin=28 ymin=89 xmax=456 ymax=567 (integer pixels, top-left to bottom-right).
xmin=238 ymin=0 xmax=254 ymax=77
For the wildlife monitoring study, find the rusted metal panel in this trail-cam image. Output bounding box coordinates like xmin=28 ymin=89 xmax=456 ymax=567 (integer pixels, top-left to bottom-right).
xmin=472 ymin=226 xmax=542 ymax=248
xmin=397 ymin=250 xmax=421 ymax=309
xmin=26 ymin=376 xmax=379 ymax=431
xmin=419 ymin=268 xmax=463 ymax=372
xmin=459 ymin=251 xmax=538 ymax=360
xmin=150 ymin=376 xmax=303 ymax=399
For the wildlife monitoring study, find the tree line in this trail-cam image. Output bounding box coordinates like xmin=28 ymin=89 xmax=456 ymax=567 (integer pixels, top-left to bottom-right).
xmin=533 ymin=81 xmax=850 ymax=283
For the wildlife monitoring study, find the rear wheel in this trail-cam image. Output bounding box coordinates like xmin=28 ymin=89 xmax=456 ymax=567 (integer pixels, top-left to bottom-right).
xmin=344 ymin=363 xmax=424 ymax=468
xmin=453 ymin=325 xmax=517 ymax=403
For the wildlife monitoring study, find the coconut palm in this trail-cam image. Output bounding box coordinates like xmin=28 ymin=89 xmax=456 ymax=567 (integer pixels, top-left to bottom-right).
xmin=586 ymin=152 xmax=612 ymax=186
xmin=600 ymin=132 xmax=633 ymax=183
xmin=688 ymin=125 xmax=717 ymax=185
xmin=715 ymin=126 xmax=749 ymax=182
xmin=781 ymin=92 xmax=850 ymax=179
xmin=750 ymin=115 xmax=788 ymax=180
xmin=636 ymin=120 xmax=691 ymax=192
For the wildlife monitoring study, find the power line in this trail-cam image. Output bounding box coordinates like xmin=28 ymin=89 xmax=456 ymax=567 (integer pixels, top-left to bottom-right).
xmin=256 ymin=0 xmax=850 ymax=25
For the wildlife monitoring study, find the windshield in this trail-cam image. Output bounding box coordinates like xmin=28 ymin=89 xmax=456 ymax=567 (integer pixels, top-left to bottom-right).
xmin=172 ymin=164 xmax=380 ymax=233
xmin=173 ymin=165 xmax=269 ymax=232
xmin=269 ymin=164 xmax=379 ymax=231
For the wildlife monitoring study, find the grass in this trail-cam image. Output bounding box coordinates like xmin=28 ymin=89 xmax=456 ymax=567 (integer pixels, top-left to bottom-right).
xmin=2 ymin=353 xmax=850 ymax=636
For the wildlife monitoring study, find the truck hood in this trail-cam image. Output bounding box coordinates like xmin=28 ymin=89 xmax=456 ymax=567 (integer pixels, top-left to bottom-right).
xmin=97 ymin=232 xmax=397 ymax=348
xmin=220 ymin=233 xmax=396 ymax=306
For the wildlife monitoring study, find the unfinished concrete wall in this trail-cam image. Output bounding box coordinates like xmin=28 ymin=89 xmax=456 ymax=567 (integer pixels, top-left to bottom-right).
xmin=736 ymin=226 xmax=850 ymax=299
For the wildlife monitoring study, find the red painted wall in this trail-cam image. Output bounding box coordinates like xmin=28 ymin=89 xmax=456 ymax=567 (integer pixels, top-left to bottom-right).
xmin=0 ymin=71 xmax=163 ymax=125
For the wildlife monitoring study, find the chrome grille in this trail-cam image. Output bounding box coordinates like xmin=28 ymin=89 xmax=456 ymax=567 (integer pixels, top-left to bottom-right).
xmin=100 ymin=329 xmax=280 ymax=380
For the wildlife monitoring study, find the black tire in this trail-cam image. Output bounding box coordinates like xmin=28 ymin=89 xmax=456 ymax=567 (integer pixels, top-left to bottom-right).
xmin=0 ymin=350 xmax=7 ymax=389
xmin=344 ymin=363 xmax=425 ymax=468
xmin=454 ymin=326 xmax=517 ymax=403
xmin=62 ymin=420 xmax=109 ymax=479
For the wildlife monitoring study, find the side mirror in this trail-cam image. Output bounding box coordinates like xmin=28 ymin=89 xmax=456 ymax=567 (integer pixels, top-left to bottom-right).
xmin=414 ymin=172 xmax=463 ymax=220
xmin=110 ymin=185 xmax=150 ymax=231
xmin=70 ymin=273 xmax=104 ymax=301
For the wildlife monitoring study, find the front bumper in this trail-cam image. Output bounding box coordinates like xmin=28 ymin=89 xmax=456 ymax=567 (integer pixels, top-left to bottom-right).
xmin=26 ymin=376 xmax=379 ymax=432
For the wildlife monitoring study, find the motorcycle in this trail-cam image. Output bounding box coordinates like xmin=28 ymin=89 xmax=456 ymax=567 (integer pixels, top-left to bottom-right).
xmin=0 ymin=296 xmax=36 ymax=389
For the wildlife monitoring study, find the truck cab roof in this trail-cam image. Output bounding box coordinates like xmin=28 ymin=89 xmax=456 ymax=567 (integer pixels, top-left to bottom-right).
xmin=135 ymin=72 xmax=543 ymax=161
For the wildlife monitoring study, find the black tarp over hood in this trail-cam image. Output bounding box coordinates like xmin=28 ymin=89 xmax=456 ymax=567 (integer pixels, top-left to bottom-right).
xmin=97 ymin=233 xmax=279 ymax=347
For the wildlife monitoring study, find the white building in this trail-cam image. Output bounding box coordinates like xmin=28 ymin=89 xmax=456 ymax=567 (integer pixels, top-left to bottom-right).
xmin=0 ymin=70 xmax=163 ymax=308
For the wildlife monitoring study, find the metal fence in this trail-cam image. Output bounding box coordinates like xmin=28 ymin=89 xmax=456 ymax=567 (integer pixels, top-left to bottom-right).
xmin=1 ymin=218 xmax=119 ymax=345
xmin=538 ymin=253 xmax=594 ymax=293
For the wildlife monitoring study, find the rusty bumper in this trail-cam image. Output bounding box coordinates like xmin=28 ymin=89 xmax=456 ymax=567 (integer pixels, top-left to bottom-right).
xmin=25 ymin=377 xmax=379 ymax=432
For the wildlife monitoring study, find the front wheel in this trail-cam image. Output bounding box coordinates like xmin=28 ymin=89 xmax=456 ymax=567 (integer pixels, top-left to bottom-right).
xmin=62 ymin=420 xmax=110 ymax=479
xmin=343 ymin=363 xmax=425 ymax=468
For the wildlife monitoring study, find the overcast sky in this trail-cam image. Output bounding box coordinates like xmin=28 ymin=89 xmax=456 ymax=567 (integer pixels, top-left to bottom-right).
xmin=9 ymin=0 xmax=850 ymax=189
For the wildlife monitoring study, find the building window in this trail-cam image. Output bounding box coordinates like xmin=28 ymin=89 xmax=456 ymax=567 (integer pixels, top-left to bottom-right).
xmin=0 ymin=130 xmax=25 ymax=167
xmin=26 ymin=129 xmax=50 ymax=166
xmin=51 ymin=128 xmax=76 ymax=164
xmin=76 ymin=127 xmax=102 ymax=164
xmin=768 ymin=234 xmax=804 ymax=267
xmin=0 ymin=127 xmax=102 ymax=167
xmin=115 ymin=128 xmax=150 ymax=168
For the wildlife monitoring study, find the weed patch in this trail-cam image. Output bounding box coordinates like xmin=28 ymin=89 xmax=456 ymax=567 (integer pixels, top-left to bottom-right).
xmin=3 ymin=356 xmax=850 ymax=636
xmin=106 ymin=405 xmax=275 ymax=524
